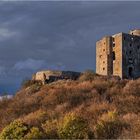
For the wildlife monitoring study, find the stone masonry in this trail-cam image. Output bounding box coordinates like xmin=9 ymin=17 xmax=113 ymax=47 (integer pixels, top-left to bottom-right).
xmin=96 ymin=29 xmax=140 ymax=79
xmin=33 ymin=70 xmax=81 ymax=84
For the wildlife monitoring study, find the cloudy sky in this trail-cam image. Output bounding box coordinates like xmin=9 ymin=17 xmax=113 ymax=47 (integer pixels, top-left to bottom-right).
xmin=0 ymin=1 xmax=140 ymax=94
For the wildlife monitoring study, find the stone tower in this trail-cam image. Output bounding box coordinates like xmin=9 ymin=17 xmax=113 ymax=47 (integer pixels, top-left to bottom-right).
xmin=96 ymin=29 xmax=140 ymax=79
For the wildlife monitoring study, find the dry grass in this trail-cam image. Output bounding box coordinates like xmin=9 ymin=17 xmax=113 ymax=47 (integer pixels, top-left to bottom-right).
xmin=0 ymin=73 xmax=140 ymax=138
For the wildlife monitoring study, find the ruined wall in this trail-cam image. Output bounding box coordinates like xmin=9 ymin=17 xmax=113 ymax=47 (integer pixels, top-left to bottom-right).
xmin=112 ymin=33 xmax=123 ymax=78
xmin=96 ymin=29 xmax=140 ymax=79
xmin=122 ymin=33 xmax=140 ymax=79
xmin=34 ymin=70 xmax=81 ymax=84
xmin=35 ymin=70 xmax=62 ymax=81
xmin=96 ymin=36 xmax=113 ymax=76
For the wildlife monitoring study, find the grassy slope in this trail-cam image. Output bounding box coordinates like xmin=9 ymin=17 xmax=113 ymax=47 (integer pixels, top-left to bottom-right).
xmin=0 ymin=72 xmax=140 ymax=138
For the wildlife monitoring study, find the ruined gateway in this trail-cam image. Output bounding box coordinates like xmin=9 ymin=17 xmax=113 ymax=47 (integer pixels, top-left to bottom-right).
xmin=96 ymin=29 xmax=140 ymax=79
xmin=33 ymin=70 xmax=81 ymax=84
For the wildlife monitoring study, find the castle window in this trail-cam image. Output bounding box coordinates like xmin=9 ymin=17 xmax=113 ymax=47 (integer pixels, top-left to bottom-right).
xmin=103 ymin=61 xmax=105 ymax=64
xmin=103 ymin=49 xmax=105 ymax=52
xmin=124 ymin=37 xmax=126 ymax=40
xmin=112 ymin=51 xmax=115 ymax=60
xmin=130 ymin=43 xmax=132 ymax=47
xmin=103 ymin=67 xmax=105 ymax=70
xmin=113 ymin=43 xmax=115 ymax=47
xmin=129 ymin=50 xmax=132 ymax=55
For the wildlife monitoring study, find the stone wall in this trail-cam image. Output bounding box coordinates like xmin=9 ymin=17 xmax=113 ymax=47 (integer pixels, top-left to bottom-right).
xmin=33 ymin=70 xmax=81 ymax=84
xmin=112 ymin=33 xmax=122 ymax=78
xmin=122 ymin=33 xmax=140 ymax=79
xmin=96 ymin=36 xmax=112 ymax=76
xmin=96 ymin=29 xmax=140 ymax=79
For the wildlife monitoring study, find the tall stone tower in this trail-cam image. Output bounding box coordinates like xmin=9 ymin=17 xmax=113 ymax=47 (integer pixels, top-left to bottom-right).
xmin=96 ymin=29 xmax=140 ymax=79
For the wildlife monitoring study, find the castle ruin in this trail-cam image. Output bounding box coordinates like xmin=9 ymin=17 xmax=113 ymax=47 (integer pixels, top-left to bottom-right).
xmin=96 ymin=29 xmax=140 ymax=79
xmin=33 ymin=70 xmax=81 ymax=84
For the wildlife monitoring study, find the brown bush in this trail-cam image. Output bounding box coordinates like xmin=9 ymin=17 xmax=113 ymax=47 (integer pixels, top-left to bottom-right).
xmin=0 ymin=76 xmax=140 ymax=139
xmin=79 ymin=70 xmax=97 ymax=82
xmin=20 ymin=109 xmax=48 ymax=127
xmin=21 ymin=79 xmax=42 ymax=88
xmin=123 ymin=79 xmax=140 ymax=96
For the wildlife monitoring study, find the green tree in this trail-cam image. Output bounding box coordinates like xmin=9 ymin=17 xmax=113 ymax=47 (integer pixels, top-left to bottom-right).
xmin=0 ymin=120 xmax=29 ymax=139
xmin=24 ymin=127 xmax=45 ymax=139
xmin=58 ymin=113 xmax=94 ymax=139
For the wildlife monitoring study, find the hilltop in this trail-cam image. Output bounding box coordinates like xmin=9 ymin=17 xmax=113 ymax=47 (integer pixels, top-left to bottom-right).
xmin=0 ymin=70 xmax=140 ymax=139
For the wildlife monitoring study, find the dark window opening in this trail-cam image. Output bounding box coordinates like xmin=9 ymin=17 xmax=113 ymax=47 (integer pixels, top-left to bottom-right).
xmin=112 ymin=51 xmax=115 ymax=60
xmin=129 ymin=50 xmax=132 ymax=55
xmin=128 ymin=67 xmax=133 ymax=77
xmin=103 ymin=49 xmax=105 ymax=52
xmin=113 ymin=43 xmax=115 ymax=47
xmin=130 ymin=43 xmax=132 ymax=47
xmin=103 ymin=61 xmax=105 ymax=64
xmin=103 ymin=68 xmax=105 ymax=70
xmin=124 ymin=37 xmax=126 ymax=40
xmin=137 ymin=46 xmax=140 ymax=49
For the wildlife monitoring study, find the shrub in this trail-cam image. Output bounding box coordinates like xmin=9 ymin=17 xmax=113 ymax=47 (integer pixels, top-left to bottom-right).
xmin=24 ymin=127 xmax=45 ymax=139
xmin=123 ymin=79 xmax=140 ymax=97
xmin=58 ymin=113 xmax=94 ymax=139
xmin=79 ymin=70 xmax=96 ymax=82
xmin=21 ymin=110 xmax=48 ymax=127
xmin=0 ymin=120 xmax=29 ymax=139
xmin=42 ymin=119 xmax=59 ymax=139
xmin=120 ymin=113 xmax=140 ymax=138
xmin=22 ymin=79 xmax=42 ymax=89
xmin=95 ymin=111 xmax=124 ymax=139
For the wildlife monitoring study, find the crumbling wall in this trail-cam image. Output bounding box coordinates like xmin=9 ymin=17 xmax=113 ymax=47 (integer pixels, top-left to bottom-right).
xmin=33 ymin=70 xmax=81 ymax=84
xmin=112 ymin=33 xmax=123 ymax=78
xmin=96 ymin=36 xmax=113 ymax=76
xmin=96 ymin=30 xmax=140 ymax=79
xmin=122 ymin=33 xmax=140 ymax=79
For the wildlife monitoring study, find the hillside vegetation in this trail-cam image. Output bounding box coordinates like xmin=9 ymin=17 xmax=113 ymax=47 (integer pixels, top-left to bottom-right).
xmin=0 ymin=71 xmax=140 ymax=139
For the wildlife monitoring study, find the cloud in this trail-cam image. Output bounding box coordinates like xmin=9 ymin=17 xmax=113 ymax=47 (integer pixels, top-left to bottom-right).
xmin=0 ymin=1 xmax=139 ymax=93
xmin=13 ymin=58 xmax=45 ymax=71
xmin=0 ymin=28 xmax=18 ymax=41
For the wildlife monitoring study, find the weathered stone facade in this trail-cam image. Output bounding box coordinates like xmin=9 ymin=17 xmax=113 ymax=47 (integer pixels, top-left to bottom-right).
xmin=33 ymin=70 xmax=81 ymax=84
xmin=96 ymin=29 xmax=140 ymax=79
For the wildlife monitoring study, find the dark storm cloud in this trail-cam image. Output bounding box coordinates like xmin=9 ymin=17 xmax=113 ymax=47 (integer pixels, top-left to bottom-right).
xmin=0 ymin=1 xmax=140 ymax=93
